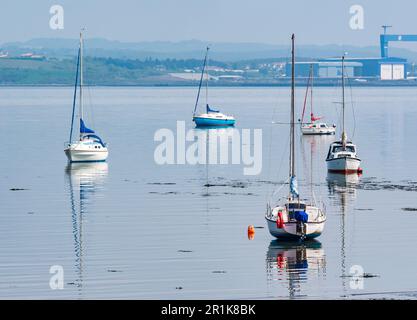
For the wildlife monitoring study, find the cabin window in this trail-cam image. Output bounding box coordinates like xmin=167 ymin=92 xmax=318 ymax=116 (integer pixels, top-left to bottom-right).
xmin=320 ymin=124 xmax=326 ymax=128
xmin=332 ymin=145 xmax=355 ymax=153
xmin=287 ymin=203 xmax=306 ymax=211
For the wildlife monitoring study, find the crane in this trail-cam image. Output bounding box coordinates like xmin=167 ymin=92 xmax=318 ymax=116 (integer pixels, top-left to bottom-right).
xmin=380 ymin=25 xmax=417 ymax=58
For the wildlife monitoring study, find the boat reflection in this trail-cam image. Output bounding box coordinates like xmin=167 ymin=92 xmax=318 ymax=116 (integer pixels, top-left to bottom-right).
xmin=326 ymin=172 xmax=359 ymax=295
xmin=193 ymin=126 xmax=238 ymax=160
xmin=65 ymin=162 xmax=108 ymax=295
xmin=266 ymin=240 xmax=326 ymax=298
xmin=192 ymin=126 xmax=238 ymax=191
xmin=327 ymin=172 xmax=359 ymax=207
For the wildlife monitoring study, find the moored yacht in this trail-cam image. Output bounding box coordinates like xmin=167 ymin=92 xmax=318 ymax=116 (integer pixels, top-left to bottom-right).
xmin=266 ymin=34 xmax=326 ymax=240
xmin=64 ymin=30 xmax=108 ymax=163
xmin=326 ymin=138 xmax=361 ymax=174
xmin=192 ymin=47 xmax=235 ymax=127
xmin=301 ymin=64 xmax=335 ymax=135
xmin=325 ymin=56 xmax=361 ymax=174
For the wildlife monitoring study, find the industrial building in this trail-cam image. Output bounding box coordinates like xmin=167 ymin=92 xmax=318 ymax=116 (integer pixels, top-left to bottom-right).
xmin=285 ymin=27 xmax=415 ymax=80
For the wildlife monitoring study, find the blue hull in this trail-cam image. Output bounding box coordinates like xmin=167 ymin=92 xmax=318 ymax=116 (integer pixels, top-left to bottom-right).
xmin=193 ymin=117 xmax=235 ymax=127
xmin=69 ymin=159 xmax=107 ymax=163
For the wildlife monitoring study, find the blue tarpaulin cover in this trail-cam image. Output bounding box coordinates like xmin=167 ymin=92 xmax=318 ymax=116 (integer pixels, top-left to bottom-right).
xmin=80 ymin=118 xmax=95 ymax=134
xmin=294 ymin=211 xmax=308 ymax=223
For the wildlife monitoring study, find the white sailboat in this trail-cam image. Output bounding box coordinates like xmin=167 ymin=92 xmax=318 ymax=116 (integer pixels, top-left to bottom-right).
xmin=301 ymin=64 xmax=336 ymax=135
xmin=265 ymin=34 xmax=326 ymax=240
xmin=64 ymin=31 xmax=108 ymax=163
xmin=192 ymin=47 xmax=235 ymax=127
xmin=326 ymin=56 xmax=361 ymax=174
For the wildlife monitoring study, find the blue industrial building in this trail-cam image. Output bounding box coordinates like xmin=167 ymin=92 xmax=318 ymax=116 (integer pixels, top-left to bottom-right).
xmin=286 ymin=27 xmax=415 ymax=80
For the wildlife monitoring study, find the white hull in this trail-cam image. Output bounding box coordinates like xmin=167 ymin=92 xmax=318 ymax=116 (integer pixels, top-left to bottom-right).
xmin=65 ymin=142 xmax=108 ymax=162
xmin=301 ymin=124 xmax=335 ymax=135
xmin=266 ymin=219 xmax=325 ymax=239
xmin=326 ymin=156 xmax=361 ymax=173
xmin=265 ymin=203 xmax=326 ymax=239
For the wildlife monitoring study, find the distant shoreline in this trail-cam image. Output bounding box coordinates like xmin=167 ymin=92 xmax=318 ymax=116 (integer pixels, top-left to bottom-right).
xmin=1 ymin=81 xmax=417 ymax=88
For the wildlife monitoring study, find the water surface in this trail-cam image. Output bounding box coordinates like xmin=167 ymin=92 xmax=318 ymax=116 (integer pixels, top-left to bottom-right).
xmin=0 ymin=86 xmax=417 ymax=299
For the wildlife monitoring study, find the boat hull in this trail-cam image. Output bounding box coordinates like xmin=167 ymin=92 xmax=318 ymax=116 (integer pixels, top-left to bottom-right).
xmin=65 ymin=147 xmax=108 ymax=163
xmin=326 ymin=156 xmax=361 ymax=174
xmin=266 ymin=218 xmax=324 ymax=239
xmin=301 ymin=126 xmax=336 ymax=135
xmin=193 ymin=117 xmax=235 ymax=127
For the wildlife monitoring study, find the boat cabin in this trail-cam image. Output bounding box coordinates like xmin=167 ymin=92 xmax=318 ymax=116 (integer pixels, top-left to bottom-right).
xmin=327 ymin=141 xmax=357 ymax=159
xmin=286 ymin=201 xmax=307 ymax=213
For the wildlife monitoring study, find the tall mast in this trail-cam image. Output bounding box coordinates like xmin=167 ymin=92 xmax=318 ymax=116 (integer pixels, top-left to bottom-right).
xmin=205 ymin=48 xmax=209 ymax=107
xmin=79 ymin=30 xmax=84 ymax=139
xmin=341 ymin=55 xmax=346 ymax=147
xmin=290 ymin=34 xmax=295 ymax=179
xmin=310 ymin=64 xmax=313 ymax=121
xmin=192 ymin=47 xmax=209 ymax=116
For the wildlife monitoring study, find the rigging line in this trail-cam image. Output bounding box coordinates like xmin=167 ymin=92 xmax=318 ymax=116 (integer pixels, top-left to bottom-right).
xmin=193 ymin=47 xmax=209 ymax=116
xmin=269 ymin=177 xmax=290 ymax=205
xmin=69 ymin=48 xmax=81 ymax=143
xmin=268 ymin=131 xmax=290 ymax=203
xmin=346 ymin=75 xmax=357 ymax=139
xmin=266 ymin=104 xmax=275 ymax=202
xmin=301 ymin=66 xmax=312 ymax=124
xmin=82 ymin=41 xmax=96 ymax=130
xmin=85 ymin=77 xmax=96 ymax=130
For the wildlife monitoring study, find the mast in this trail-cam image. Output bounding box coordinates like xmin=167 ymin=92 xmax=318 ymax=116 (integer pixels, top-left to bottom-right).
xmin=193 ymin=47 xmax=209 ymax=116
xmin=290 ymin=34 xmax=296 ymax=179
xmin=289 ymin=34 xmax=296 ymax=198
xmin=341 ymin=56 xmax=347 ymax=147
xmin=310 ymin=64 xmax=314 ymax=122
xmin=79 ymin=30 xmax=84 ymax=140
xmin=205 ymin=48 xmax=209 ymax=107
xmin=69 ymin=48 xmax=80 ymax=144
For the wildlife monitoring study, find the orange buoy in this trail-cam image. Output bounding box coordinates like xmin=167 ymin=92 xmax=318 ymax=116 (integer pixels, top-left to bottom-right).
xmin=247 ymin=225 xmax=255 ymax=240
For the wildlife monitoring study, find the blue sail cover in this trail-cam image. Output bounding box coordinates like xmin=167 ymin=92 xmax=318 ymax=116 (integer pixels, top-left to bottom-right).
xmin=206 ymin=104 xmax=220 ymax=113
xmin=290 ymin=176 xmax=299 ymax=198
xmin=294 ymin=210 xmax=308 ymax=223
xmin=80 ymin=119 xmax=95 ymax=134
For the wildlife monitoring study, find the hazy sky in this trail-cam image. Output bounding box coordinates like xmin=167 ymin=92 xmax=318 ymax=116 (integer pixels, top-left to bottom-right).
xmin=1 ymin=0 xmax=417 ymax=47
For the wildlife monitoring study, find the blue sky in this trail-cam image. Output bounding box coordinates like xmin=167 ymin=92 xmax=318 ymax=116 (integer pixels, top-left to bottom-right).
xmin=1 ymin=0 xmax=417 ymax=47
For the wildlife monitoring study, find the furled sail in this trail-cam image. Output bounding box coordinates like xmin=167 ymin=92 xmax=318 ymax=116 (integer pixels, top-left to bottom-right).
xmin=80 ymin=118 xmax=95 ymax=134
xmin=206 ymin=104 xmax=220 ymax=113
xmin=290 ymin=176 xmax=299 ymax=198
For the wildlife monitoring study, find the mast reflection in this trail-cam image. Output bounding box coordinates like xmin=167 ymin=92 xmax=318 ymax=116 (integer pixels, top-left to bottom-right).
xmin=65 ymin=162 xmax=108 ymax=295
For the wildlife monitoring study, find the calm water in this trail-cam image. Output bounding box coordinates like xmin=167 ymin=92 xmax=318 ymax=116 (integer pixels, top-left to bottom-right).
xmin=1 ymin=86 xmax=417 ymax=299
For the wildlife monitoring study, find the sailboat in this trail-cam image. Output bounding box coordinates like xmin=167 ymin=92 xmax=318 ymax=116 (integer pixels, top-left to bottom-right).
xmin=301 ymin=64 xmax=336 ymax=135
xmin=192 ymin=47 xmax=235 ymax=127
xmin=326 ymin=56 xmax=361 ymax=174
xmin=64 ymin=31 xmax=108 ymax=163
xmin=265 ymin=34 xmax=326 ymax=240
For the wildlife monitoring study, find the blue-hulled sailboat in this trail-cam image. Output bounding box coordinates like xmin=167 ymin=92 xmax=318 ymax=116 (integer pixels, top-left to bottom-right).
xmin=64 ymin=30 xmax=108 ymax=163
xmin=192 ymin=47 xmax=235 ymax=127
